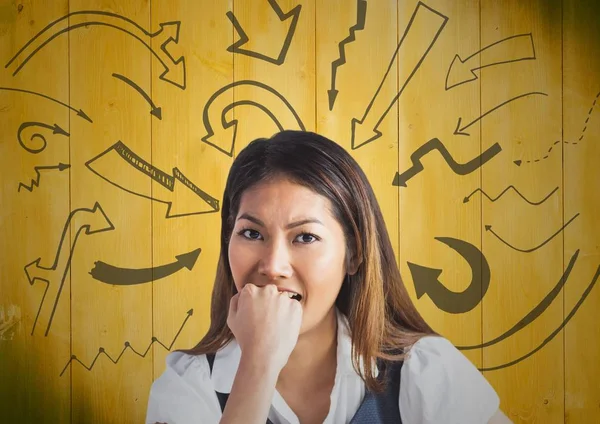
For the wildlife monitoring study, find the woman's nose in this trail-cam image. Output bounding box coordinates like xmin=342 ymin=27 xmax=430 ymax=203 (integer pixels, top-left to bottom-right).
xmin=257 ymin=239 xmax=293 ymax=280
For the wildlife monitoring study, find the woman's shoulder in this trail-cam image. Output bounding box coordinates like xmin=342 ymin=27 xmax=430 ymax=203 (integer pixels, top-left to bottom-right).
xmin=399 ymin=335 xmax=500 ymax=424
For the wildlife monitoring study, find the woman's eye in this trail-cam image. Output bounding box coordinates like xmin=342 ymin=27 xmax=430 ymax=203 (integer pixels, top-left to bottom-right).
xmin=241 ymin=229 xmax=262 ymax=240
xmin=295 ymin=233 xmax=318 ymax=244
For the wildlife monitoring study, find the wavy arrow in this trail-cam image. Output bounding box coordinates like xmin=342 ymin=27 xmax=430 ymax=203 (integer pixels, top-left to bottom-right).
xmin=201 ymin=80 xmax=305 ymax=157
xmin=392 ymin=138 xmax=502 ymax=187
xmin=24 ymin=202 xmax=115 ymax=336
xmin=89 ymin=248 xmax=201 ymax=285
xmin=59 ymin=308 xmax=194 ymax=376
xmin=486 ymin=212 xmax=579 ymax=253
xmin=351 ymin=2 xmax=448 ymax=149
xmin=458 ymin=249 xmax=579 ymax=351
xmin=5 ymin=11 xmax=186 ymax=89
xmin=445 ymin=33 xmax=536 ymax=90
xmin=18 ymin=163 xmax=71 ymax=193
xmin=408 ymin=237 xmax=490 ymax=314
xmin=454 ymin=91 xmax=548 ymax=136
xmin=0 ymin=87 xmax=92 ymax=122
xmin=226 ymin=0 xmax=301 ymax=65
xmin=85 ymin=141 xmax=219 ymax=218
xmin=514 ymin=90 xmax=600 ymax=166
xmin=112 ymin=73 xmax=162 ymax=119
xmin=479 ymin=260 xmax=600 ymax=371
xmin=328 ymin=0 xmax=367 ymax=110
xmin=17 ymin=121 xmax=69 ymax=154
xmin=463 ymin=185 xmax=559 ymax=206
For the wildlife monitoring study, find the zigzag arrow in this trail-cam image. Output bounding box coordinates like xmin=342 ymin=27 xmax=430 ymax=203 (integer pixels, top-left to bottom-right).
xmin=18 ymin=163 xmax=71 ymax=193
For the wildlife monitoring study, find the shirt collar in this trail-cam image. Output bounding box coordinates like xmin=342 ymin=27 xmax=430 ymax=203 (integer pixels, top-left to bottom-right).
xmin=211 ymin=307 xmax=377 ymax=393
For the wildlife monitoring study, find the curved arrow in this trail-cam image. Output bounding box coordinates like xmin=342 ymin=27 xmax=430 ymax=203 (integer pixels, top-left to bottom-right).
xmin=454 ymin=92 xmax=548 ymax=136
xmin=85 ymin=141 xmax=219 ymax=218
xmin=17 ymin=121 xmax=69 ymax=154
xmin=201 ymin=80 xmax=305 ymax=157
xmin=351 ymin=2 xmax=448 ymax=149
xmin=5 ymin=11 xmax=186 ymax=89
xmin=408 ymin=237 xmax=490 ymax=314
xmin=328 ymin=0 xmax=367 ymax=110
xmin=478 ymin=260 xmax=600 ymax=372
xmin=112 ymin=73 xmax=162 ymax=119
xmin=392 ymin=138 xmax=502 ymax=187
xmin=60 ymin=308 xmax=194 ymax=376
xmin=0 ymin=87 xmax=92 ymax=122
xmin=458 ymin=249 xmax=579 ymax=350
xmin=89 ymin=248 xmax=201 ymax=285
xmin=486 ymin=212 xmax=579 ymax=253
xmin=226 ymin=0 xmax=301 ymax=65
xmin=18 ymin=163 xmax=71 ymax=193
xmin=25 ymin=202 xmax=115 ymax=336
xmin=463 ymin=185 xmax=559 ymax=206
xmin=445 ymin=33 xmax=536 ymax=90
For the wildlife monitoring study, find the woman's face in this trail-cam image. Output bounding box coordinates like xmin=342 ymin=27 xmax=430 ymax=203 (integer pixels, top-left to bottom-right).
xmin=228 ymin=176 xmax=349 ymax=334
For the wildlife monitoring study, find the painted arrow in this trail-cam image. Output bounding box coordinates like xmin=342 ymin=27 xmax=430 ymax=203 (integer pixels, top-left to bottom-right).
xmin=17 ymin=121 xmax=69 ymax=154
xmin=458 ymin=249 xmax=579 ymax=351
xmin=18 ymin=163 xmax=71 ymax=193
xmin=463 ymin=185 xmax=558 ymax=206
xmin=351 ymin=2 xmax=448 ymax=149
xmin=328 ymin=0 xmax=367 ymax=111
xmin=392 ymin=138 xmax=502 ymax=187
xmin=454 ymin=91 xmax=547 ymax=136
xmin=201 ymin=80 xmax=305 ymax=157
xmin=0 ymin=87 xmax=92 ymax=122
xmin=408 ymin=237 xmax=490 ymax=314
xmin=85 ymin=141 xmax=219 ymax=218
xmin=89 ymin=248 xmax=201 ymax=285
xmin=486 ymin=212 xmax=579 ymax=253
xmin=25 ymin=202 xmax=115 ymax=336
xmin=445 ymin=33 xmax=536 ymax=90
xmin=5 ymin=11 xmax=186 ymax=89
xmin=112 ymin=73 xmax=162 ymax=119
xmin=60 ymin=308 xmax=194 ymax=376
xmin=226 ymin=0 xmax=301 ymax=65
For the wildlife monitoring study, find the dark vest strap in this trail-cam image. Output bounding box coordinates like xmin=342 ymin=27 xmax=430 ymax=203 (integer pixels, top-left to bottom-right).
xmin=206 ymin=353 xmax=402 ymax=424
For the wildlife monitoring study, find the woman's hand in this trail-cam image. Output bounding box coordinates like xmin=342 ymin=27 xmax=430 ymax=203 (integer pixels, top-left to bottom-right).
xmin=227 ymin=283 xmax=303 ymax=372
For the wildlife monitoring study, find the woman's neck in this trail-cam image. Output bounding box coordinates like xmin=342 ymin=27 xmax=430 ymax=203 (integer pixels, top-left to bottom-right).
xmin=276 ymin=307 xmax=338 ymax=390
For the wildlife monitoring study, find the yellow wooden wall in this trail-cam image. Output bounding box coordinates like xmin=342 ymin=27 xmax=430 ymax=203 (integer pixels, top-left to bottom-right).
xmin=0 ymin=0 xmax=598 ymax=422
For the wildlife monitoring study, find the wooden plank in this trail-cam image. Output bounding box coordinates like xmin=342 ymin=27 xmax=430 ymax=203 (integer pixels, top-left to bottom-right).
xmin=233 ymin=0 xmax=315 ymax=147
xmin=150 ymin=0 xmax=233 ymax=385
xmin=563 ymin=0 xmax=600 ymax=422
xmin=480 ymin=0 xmax=564 ymax=421
xmin=68 ymin=1 xmax=153 ymax=422
xmin=315 ymin=0 xmax=399 ymax=288
xmin=396 ymin=0 xmax=483 ymax=365
xmin=0 ymin=0 xmax=71 ymax=421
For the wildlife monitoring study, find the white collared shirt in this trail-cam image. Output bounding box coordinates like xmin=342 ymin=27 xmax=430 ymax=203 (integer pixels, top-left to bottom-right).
xmin=146 ymin=309 xmax=499 ymax=424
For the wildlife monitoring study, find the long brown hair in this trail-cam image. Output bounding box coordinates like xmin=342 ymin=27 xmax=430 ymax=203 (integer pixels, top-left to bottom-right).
xmin=183 ymin=130 xmax=437 ymax=393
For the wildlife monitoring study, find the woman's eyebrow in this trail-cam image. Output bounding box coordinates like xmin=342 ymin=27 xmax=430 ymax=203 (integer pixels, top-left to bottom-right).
xmin=237 ymin=213 xmax=324 ymax=229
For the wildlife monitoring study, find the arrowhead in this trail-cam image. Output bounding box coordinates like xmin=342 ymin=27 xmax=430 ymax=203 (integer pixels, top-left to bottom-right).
xmin=58 ymin=163 xmax=71 ymax=171
xmin=175 ymin=248 xmax=201 ymax=270
xmin=463 ymin=196 xmax=469 ymax=203
xmin=160 ymin=59 xmax=186 ymax=90
xmin=453 ymin=117 xmax=470 ymax=136
xmin=150 ymin=107 xmax=162 ymax=120
xmin=168 ymin=169 xmax=220 ymax=218
xmin=53 ymin=124 xmax=69 ymax=136
xmin=76 ymin=109 xmax=93 ymax=123
xmin=485 ymin=225 xmax=492 ymax=231
xmin=328 ymin=89 xmax=338 ymax=111
xmin=351 ymin=118 xmax=381 ymax=149
xmin=24 ymin=257 xmax=42 ymax=284
xmin=513 ymin=160 xmax=522 ymax=166
xmin=445 ymin=54 xmax=478 ymax=90
xmin=187 ymin=308 xmax=194 ymax=316
xmin=159 ymin=21 xmax=181 ymax=43
xmin=86 ymin=202 xmax=116 ymax=234
xmin=407 ymin=262 xmax=443 ymax=299
xmin=201 ymin=122 xmax=237 ymax=157
xmin=391 ymin=172 xmax=407 ymax=187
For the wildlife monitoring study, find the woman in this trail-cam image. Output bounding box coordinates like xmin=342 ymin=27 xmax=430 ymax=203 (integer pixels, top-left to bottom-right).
xmin=146 ymin=130 xmax=512 ymax=424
